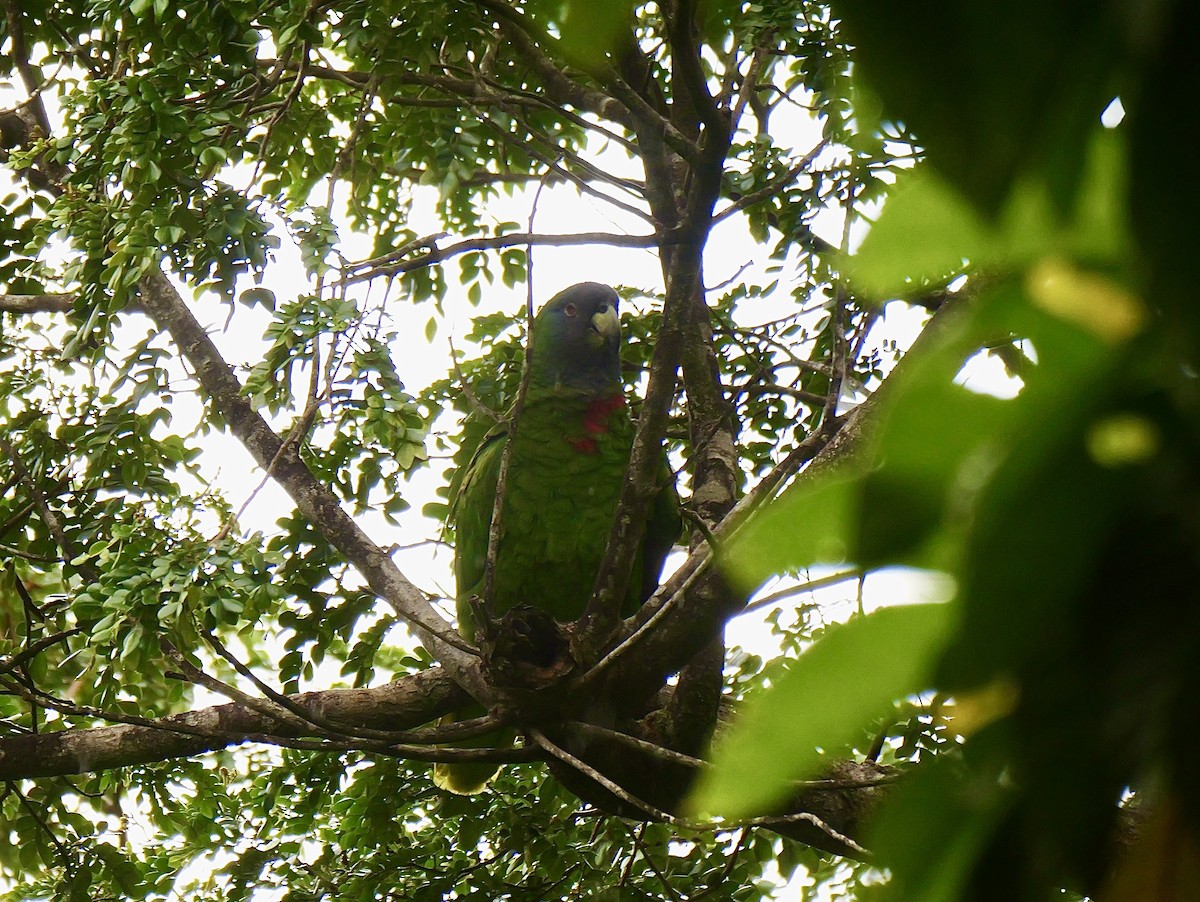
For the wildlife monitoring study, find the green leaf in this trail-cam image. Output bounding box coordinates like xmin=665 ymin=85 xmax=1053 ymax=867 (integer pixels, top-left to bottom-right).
xmin=722 ymin=472 xmax=860 ymax=592
xmin=836 ymin=0 xmax=1118 ymax=214
xmin=847 ymin=170 xmax=991 ymax=301
xmin=199 ymin=146 xmax=227 ymax=171
xmin=239 ymin=287 xmax=276 ymax=309
xmin=867 ymin=750 xmax=1011 ymax=902
xmin=691 ymin=602 xmax=956 ymax=818
xmin=558 ymin=1 xmax=636 ymax=67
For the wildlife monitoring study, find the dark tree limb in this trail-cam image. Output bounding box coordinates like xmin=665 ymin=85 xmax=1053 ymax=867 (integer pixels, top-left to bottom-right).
xmin=0 ymin=668 xmax=466 ymax=780
xmin=1 ymin=0 xmax=52 ymax=136
xmin=663 ymin=0 xmax=724 ymax=139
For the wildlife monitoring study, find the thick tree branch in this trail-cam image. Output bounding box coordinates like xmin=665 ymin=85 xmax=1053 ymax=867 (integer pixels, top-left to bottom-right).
xmin=664 ymin=0 xmax=724 ymax=140
xmin=2 ymin=0 xmax=52 ymax=136
xmin=132 ymin=270 xmax=487 ymax=698
xmin=0 ymin=668 xmax=466 ymax=780
xmin=0 ymin=293 xmax=73 ymax=314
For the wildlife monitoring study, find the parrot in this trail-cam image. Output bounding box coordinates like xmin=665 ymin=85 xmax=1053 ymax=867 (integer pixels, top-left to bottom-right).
xmin=433 ymin=281 xmax=681 ymax=794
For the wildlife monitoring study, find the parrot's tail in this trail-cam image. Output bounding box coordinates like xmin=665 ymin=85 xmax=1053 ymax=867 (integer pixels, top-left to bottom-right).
xmin=433 ymin=761 xmax=501 ymax=795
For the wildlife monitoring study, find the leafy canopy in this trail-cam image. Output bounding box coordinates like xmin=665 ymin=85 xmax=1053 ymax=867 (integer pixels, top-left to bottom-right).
xmin=2 ymin=0 xmax=1193 ymax=899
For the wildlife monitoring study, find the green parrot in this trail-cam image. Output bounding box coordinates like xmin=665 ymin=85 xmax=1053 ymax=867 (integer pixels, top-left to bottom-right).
xmin=434 ymin=282 xmax=681 ymax=794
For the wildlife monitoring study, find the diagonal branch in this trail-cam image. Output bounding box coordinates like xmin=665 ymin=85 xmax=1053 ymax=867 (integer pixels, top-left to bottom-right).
xmin=132 ymin=270 xmax=488 ymax=697
xmin=475 ymin=0 xmax=703 ymax=165
xmin=726 ymin=39 xmax=775 ymax=133
xmin=577 ymin=262 xmax=691 ymax=644
xmin=469 ymin=2 xmax=634 ymax=128
xmin=596 ymin=294 xmax=976 ymax=704
xmin=474 ymin=117 xmax=653 ymax=221
xmin=711 ymin=147 xmax=830 ymax=227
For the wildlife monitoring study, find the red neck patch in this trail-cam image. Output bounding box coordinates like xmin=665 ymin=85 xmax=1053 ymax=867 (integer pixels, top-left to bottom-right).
xmin=567 ymin=394 xmax=627 ymax=454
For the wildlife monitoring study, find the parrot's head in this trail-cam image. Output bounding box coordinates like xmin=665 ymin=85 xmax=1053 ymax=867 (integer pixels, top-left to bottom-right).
xmin=530 ymin=282 xmax=622 ymax=395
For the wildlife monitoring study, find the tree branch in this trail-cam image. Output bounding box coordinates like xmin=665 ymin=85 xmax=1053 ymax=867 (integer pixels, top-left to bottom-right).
xmin=476 ymin=0 xmax=702 ymax=166
xmin=132 ymin=270 xmax=487 ymax=697
xmin=343 ymin=231 xmax=662 ymax=285
xmin=664 ymin=0 xmax=725 ymax=140
xmin=601 ymin=294 xmax=976 ymax=703
xmin=0 ymin=294 xmax=73 ymax=314
xmin=711 ymin=139 xmax=829 ymax=227
xmin=464 ymin=4 xmax=633 ymax=128
xmin=474 ymin=116 xmax=653 ymax=222
xmin=0 ymin=668 xmax=466 ymax=780
xmin=2 ymin=0 xmax=52 ymax=136
xmin=577 ymin=249 xmax=692 ymax=643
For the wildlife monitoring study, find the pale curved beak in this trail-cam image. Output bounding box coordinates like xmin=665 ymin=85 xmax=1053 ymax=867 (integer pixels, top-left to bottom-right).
xmin=590 ymin=305 xmax=620 ymax=342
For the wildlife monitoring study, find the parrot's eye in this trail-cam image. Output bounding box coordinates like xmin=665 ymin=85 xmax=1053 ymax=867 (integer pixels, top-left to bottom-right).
xmin=564 ymin=303 xmax=578 ymax=317
xmin=597 ymin=303 xmax=608 ymax=313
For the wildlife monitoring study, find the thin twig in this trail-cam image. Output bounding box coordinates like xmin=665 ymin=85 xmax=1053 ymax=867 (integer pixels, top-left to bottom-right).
xmin=727 ymin=38 xmax=775 ymax=130
xmin=208 ymin=391 xmax=321 ymax=546
xmin=823 ymin=182 xmax=859 ymax=426
xmin=691 ymin=827 xmax=749 ymax=900
xmin=448 ymin=336 xmax=505 ymax=426
xmin=0 ymin=540 xmax=57 ymax=564
xmin=346 ymin=231 xmax=447 ymax=272
xmin=343 ymin=231 xmax=660 ymax=285
xmin=579 ymin=541 xmax=716 ymax=688
xmin=563 ymin=721 xmax=708 ymax=770
xmin=251 ymin=39 xmax=310 ymax=181
xmin=711 ymin=139 xmax=830 ymax=226
xmin=531 ymin=729 xmax=868 ymax=855
xmin=0 ymin=437 xmax=93 ymax=581
xmin=14 ymin=785 xmax=72 ymax=870
xmin=737 ymin=810 xmax=871 ymax=858
xmin=529 ymin=729 xmax=679 ymax=823
xmin=619 ymin=820 xmax=684 ymax=901
xmin=197 ymin=629 xmax=505 ymax=745
xmin=740 ymin=569 xmax=863 ymax=614
xmin=162 ymin=640 xmax=313 ymax=732
xmin=579 ymin=421 xmax=838 ymax=685
xmin=479 ymin=160 xmax=557 ymax=623
xmin=0 ymin=629 xmax=83 ymax=678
